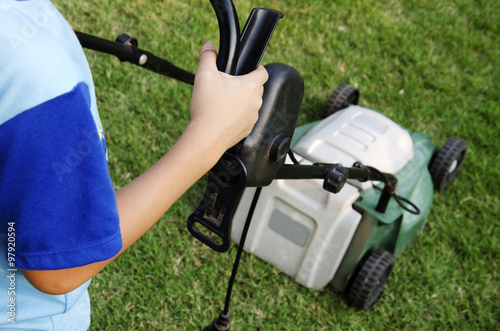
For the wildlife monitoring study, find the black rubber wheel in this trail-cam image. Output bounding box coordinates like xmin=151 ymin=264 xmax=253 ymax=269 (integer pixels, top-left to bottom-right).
xmin=429 ymin=137 xmax=468 ymax=192
xmin=323 ymin=84 xmax=359 ymax=118
xmin=347 ymin=248 xmax=396 ymax=310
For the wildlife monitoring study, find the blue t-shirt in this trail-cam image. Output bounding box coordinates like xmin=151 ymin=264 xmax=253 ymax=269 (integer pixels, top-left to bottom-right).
xmin=0 ymin=0 xmax=122 ymax=328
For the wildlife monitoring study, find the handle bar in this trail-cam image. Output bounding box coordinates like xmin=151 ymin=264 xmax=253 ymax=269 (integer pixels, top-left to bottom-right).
xmin=187 ymin=2 xmax=286 ymax=252
xmin=210 ymin=0 xmax=284 ymax=76
xmin=210 ymin=0 xmax=241 ymax=74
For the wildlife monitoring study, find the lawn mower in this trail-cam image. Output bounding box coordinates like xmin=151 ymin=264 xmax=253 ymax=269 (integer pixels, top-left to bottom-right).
xmin=76 ymin=0 xmax=467 ymax=329
xmin=231 ymin=84 xmax=468 ymax=311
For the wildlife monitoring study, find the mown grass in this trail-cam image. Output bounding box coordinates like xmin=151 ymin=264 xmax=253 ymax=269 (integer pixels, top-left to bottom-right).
xmin=56 ymin=0 xmax=498 ymax=329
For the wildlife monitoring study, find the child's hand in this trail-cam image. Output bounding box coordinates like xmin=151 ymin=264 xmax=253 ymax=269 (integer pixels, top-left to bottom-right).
xmin=189 ymin=43 xmax=269 ymax=153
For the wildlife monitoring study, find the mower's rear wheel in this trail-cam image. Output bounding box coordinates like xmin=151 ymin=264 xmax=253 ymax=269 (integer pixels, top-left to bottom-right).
xmin=429 ymin=137 xmax=468 ymax=191
xmin=347 ymin=248 xmax=396 ymax=310
xmin=323 ymin=84 xmax=359 ymax=118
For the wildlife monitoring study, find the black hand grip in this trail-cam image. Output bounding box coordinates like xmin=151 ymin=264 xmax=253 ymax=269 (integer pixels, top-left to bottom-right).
xmin=188 ymin=2 xmax=285 ymax=252
xmin=210 ymin=0 xmax=241 ymax=74
xmin=235 ymin=8 xmax=284 ymax=76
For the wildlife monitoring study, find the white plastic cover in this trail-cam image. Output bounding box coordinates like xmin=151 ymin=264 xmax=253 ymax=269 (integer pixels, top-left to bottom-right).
xmin=294 ymin=106 xmax=414 ymax=189
xmin=232 ymin=177 xmax=361 ymax=290
xmin=231 ymin=106 xmax=414 ymax=290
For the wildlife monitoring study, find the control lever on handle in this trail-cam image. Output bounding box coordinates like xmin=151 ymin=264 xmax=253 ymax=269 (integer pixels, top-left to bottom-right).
xmin=235 ymin=8 xmax=284 ymax=75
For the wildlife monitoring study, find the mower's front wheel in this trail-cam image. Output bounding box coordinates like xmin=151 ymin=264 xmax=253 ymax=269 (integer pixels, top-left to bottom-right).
xmin=323 ymin=84 xmax=359 ymax=118
xmin=429 ymin=137 xmax=468 ymax=191
xmin=347 ymin=248 xmax=396 ymax=310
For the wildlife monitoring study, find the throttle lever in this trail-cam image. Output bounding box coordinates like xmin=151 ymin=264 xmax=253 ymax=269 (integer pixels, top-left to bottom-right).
xmin=236 ymin=8 xmax=284 ymax=75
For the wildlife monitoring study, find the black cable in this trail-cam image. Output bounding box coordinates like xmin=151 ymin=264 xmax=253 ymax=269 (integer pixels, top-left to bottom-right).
xmin=372 ymin=184 xmax=420 ymax=215
xmin=287 ymin=149 xmax=300 ymax=165
xmin=392 ymin=193 xmax=421 ymax=215
xmin=223 ymin=187 xmax=262 ymax=314
xmin=354 ymin=161 xmax=420 ymax=215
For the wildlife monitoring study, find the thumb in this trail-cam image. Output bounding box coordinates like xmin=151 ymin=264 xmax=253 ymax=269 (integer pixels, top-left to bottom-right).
xmin=197 ymin=43 xmax=218 ymax=73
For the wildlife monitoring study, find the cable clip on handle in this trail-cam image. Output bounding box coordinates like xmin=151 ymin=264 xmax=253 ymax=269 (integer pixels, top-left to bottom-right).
xmin=187 ymin=155 xmax=246 ymax=252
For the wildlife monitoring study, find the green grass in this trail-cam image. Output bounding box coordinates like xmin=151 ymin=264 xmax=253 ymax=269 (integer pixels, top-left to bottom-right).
xmin=56 ymin=0 xmax=498 ymax=329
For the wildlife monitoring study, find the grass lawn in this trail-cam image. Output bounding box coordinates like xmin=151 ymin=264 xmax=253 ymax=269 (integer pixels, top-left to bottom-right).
xmin=56 ymin=0 xmax=498 ymax=329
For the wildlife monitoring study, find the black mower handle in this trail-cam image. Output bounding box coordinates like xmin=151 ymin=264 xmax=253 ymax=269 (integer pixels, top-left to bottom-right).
xmin=210 ymin=0 xmax=284 ymax=76
xmin=187 ymin=1 xmax=285 ymax=252
xmin=235 ymin=8 xmax=284 ymax=75
xmin=210 ymin=0 xmax=241 ymax=74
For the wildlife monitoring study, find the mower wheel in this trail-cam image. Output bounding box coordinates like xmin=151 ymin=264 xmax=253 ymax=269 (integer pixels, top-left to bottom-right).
xmin=429 ymin=137 xmax=468 ymax=191
xmin=347 ymin=248 xmax=396 ymax=310
xmin=323 ymin=84 xmax=359 ymax=118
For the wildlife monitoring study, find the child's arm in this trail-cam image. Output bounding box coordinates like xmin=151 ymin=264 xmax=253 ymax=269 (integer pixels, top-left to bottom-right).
xmin=21 ymin=43 xmax=268 ymax=295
